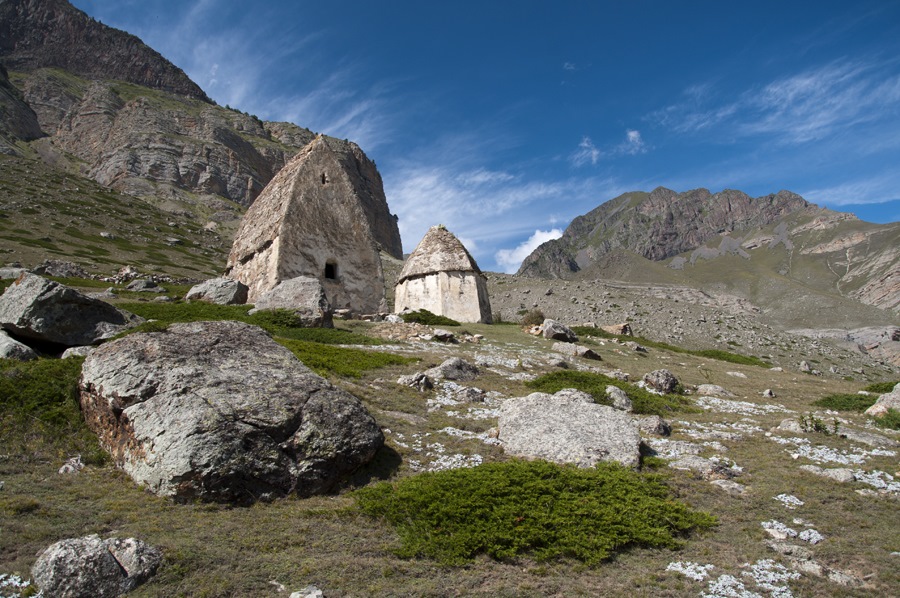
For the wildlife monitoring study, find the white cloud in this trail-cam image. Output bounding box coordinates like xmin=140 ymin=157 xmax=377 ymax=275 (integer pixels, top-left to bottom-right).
xmin=571 ymin=136 xmax=601 ymax=166
xmin=802 ymin=174 xmax=900 ymax=206
xmin=619 ymin=129 xmax=647 ymax=155
xmin=563 ymin=62 xmax=576 ymax=71
xmin=495 ymin=229 xmax=564 ymax=274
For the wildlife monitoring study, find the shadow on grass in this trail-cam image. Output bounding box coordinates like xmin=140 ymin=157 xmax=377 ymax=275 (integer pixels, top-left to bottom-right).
xmin=344 ymin=444 xmax=403 ymax=490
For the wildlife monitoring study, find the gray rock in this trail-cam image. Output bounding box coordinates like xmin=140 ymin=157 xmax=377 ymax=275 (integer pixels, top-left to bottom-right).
xmin=249 ymin=276 xmax=333 ymax=328
xmin=31 ymin=534 xmax=161 ymax=598
xmin=78 ymin=320 xmax=383 ymax=502
xmin=384 ymin=313 xmax=404 ymax=323
xmin=762 ymin=388 xmax=776 ymax=398
xmin=710 ymin=479 xmax=747 ymax=495
xmin=185 ymin=277 xmax=249 ymax=305
xmin=642 ymin=369 xmax=679 ymax=394
xmin=552 ymin=341 xmax=602 ymax=361
xmin=125 ymin=279 xmax=165 ymax=293
xmin=669 ymin=455 xmax=734 ymax=479
xmin=839 ymin=427 xmax=898 ymax=448
xmin=62 ymin=346 xmax=95 ymax=359
xmin=864 ymin=383 xmax=900 ymax=417
xmin=425 ymin=357 xmax=479 ymax=382
xmin=498 ymin=389 xmax=641 ymax=468
xmin=697 ymin=384 xmax=734 ymax=397
xmin=397 ymin=372 xmax=434 ymax=392
xmin=541 ymin=318 xmax=578 ymax=342
xmin=623 ymin=341 xmax=647 ymax=353
xmin=605 ymin=385 xmax=632 ymax=412
xmin=432 ymin=328 xmax=457 ymax=342
xmin=0 ymin=267 xmax=26 ymax=279
xmin=30 ymin=259 xmax=89 ymax=278
xmin=799 ymin=464 xmax=855 ymax=483
xmin=290 ymin=585 xmax=325 ymax=598
xmin=775 ymin=418 xmax=805 ymax=434
xmin=0 ymin=330 xmax=37 ymax=360
xmin=635 ymin=415 xmax=671 ymax=436
xmin=799 ymin=360 xmax=812 ymax=373
xmin=0 ymin=273 xmax=143 ymax=346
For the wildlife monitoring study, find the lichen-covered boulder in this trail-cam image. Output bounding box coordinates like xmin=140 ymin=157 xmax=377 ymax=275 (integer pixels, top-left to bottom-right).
xmin=78 ymin=320 xmax=383 ymax=503
xmin=498 ymin=389 xmax=641 ymax=468
xmin=541 ymin=319 xmax=577 ymax=342
xmin=31 ymin=535 xmax=161 ymax=598
xmin=0 ymin=273 xmax=143 ymax=346
xmin=0 ymin=330 xmax=37 ymax=360
xmin=185 ymin=277 xmax=249 ymax=305
xmin=425 ymin=357 xmax=479 ymax=381
xmin=865 ymin=383 xmax=900 ymax=417
xmin=642 ymin=369 xmax=680 ymax=394
xmin=248 ymin=276 xmax=333 ymax=328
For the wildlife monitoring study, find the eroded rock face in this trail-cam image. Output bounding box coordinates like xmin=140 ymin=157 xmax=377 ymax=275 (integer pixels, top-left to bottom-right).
xmin=78 ymin=320 xmax=383 ymax=502
xmin=185 ymin=277 xmax=249 ymax=305
xmin=226 ymin=136 xmax=392 ymax=313
xmin=0 ymin=273 xmax=143 ymax=346
xmin=498 ymin=389 xmax=641 ymax=468
xmin=31 ymin=534 xmax=162 ymax=598
xmin=394 ymin=225 xmax=492 ymax=324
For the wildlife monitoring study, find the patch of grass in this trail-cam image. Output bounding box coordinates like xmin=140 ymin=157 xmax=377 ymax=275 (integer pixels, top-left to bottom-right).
xmin=863 ymin=381 xmax=899 ymax=394
xmin=812 ymin=393 xmax=877 ymax=412
xmin=525 ymin=370 xmax=695 ymax=416
xmin=276 ymin=338 xmax=415 ymax=378
xmin=401 ymin=309 xmax=461 ymax=327
xmin=873 ymin=409 xmax=900 ymax=431
xmin=354 ymin=459 xmax=716 ymax=566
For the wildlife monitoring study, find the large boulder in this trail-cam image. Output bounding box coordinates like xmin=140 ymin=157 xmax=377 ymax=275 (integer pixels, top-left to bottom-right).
xmin=642 ymin=369 xmax=680 ymax=394
xmin=31 ymin=535 xmax=161 ymax=598
xmin=541 ymin=319 xmax=578 ymax=342
xmin=249 ymin=276 xmax=333 ymax=328
xmin=865 ymin=383 xmax=900 ymax=417
xmin=78 ymin=320 xmax=383 ymax=503
xmin=425 ymin=357 xmax=479 ymax=381
xmin=0 ymin=273 xmax=143 ymax=346
xmin=185 ymin=277 xmax=249 ymax=305
xmin=498 ymin=389 xmax=641 ymax=468
xmin=0 ymin=330 xmax=37 ymax=360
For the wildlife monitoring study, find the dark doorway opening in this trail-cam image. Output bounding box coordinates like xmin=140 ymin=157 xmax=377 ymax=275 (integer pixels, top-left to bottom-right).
xmin=325 ymin=261 xmax=338 ymax=280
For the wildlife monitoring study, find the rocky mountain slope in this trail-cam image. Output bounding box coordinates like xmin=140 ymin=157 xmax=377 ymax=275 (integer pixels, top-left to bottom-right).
xmin=0 ymin=0 xmax=402 ymax=265
xmin=519 ymin=188 xmax=900 ymax=322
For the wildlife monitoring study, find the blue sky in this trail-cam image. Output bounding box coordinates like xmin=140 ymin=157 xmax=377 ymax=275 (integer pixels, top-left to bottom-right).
xmin=71 ymin=0 xmax=900 ymax=272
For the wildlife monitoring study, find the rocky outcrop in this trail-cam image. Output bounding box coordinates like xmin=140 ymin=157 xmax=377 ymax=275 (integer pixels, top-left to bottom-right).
xmin=865 ymin=383 xmax=900 ymax=418
xmin=185 ymin=277 xmax=249 ymax=305
xmin=31 ymin=534 xmax=162 ymax=598
xmin=0 ymin=273 xmax=143 ymax=346
xmin=0 ymin=62 xmax=43 ymax=153
xmin=249 ymin=276 xmax=333 ymax=328
xmin=226 ymin=136 xmax=393 ymax=313
xmin=498 ymin=389 xmax=641 ymax=468
xmin=78 ymin=320 xmax=383 ymax=503
xmin=541 ymin=319 xmax=577 ymax=342
xmin=0 ymin=0 xmax=209 ymax=101
xmin=394 ymin=225 xmax=492 ymax=323
xmin=642 ymin=369 xmax=680 ymax=394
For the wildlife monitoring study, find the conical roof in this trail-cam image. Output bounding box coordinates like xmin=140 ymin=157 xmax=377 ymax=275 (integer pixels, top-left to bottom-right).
xmin=398 ymin=225 xmax=482 ymax=282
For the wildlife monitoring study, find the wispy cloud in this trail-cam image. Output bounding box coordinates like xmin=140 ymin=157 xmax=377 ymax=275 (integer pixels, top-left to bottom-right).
xmin=571 ymin=136 xmax=601 ymax=166
xmin=802 ymin=174 xmax=900 ymax=206
xmin=563 ymin=62 xmax=577 ymax=71
xmin=619 ymin=129 xmax=647 ymax=155
xmin=495 ymin=228 xmax=564 ymax=274
xmin=649 ymin=59 xmax=900 ymax=144
xmin=571 ymin=130 xmax=648 ymax=166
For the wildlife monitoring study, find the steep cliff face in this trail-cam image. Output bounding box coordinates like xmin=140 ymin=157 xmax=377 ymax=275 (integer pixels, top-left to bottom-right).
xmin=0 ymin=63 xmax=43 ymax=153
xmin=0 ymin=0 xmax=210 ymax=102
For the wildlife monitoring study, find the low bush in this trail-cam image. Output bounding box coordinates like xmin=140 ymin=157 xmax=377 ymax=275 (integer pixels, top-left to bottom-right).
xmin=863 ymin=381 xmax=899 ymax=394
xmin=276 ymin=338 xmax=416 ymax=377
xmin=354 ymin=459 xmax=716 ymax=566
xmin=873 ymin=409 xmax=900 ymax=431
xmin=520 ymin=309 xmax=545 ymax=327
xmin=812 ymin=393 xmax=877 ymax=412
xmin=525 ymin=370 xmax=695 ymax=416
xmin=400 ymin=309 xmax=461 ymax=327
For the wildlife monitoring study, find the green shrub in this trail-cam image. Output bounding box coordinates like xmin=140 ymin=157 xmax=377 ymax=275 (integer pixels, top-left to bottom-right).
xmin=401 ymin=309 xmax=461 ymax=327
xmin=276 ymin=338 xmax=415 ymax=377
xmin=863 ymin=381 xmax=899 ymax=394
xmin=525 ymin=370 xmax=695 ymax=416
xmin=873 ymin=409 xmax=900 ymax=431
xmin=354 ymin=459 xmax=715 ymax=566
xmin=812 ymin=393 xmax=877 ymax=412
xmin=520 ymin=309 xmax=545 ymax=327
xmin=798 ymin=413 xmax=839 ymax=435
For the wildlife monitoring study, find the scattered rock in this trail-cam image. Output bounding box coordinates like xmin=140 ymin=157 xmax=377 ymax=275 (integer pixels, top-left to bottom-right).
xmin=709 ymin=479 xmax=747 ymax=495
xmin=498 ymin=389 xmax=641 ymax=468
xmin=78 ymin=320 xmax=383 ymax=502
xmin=642 ymin=369 xmax=679 ymax=394
xmin=635 ymin=415 xmax=671 ymax=436
xmin=799 ymin=360 xmax=811 ymax=373
xmin=31 ymin=534 xmax=161 ymax=598
xmin=799 ymin=464 xmax=855 ymax=483
xmin=864 ymin=383 xmax=900 ymax=417
xmin=697 ymin=384 xmax=734 ymax=397
xmin=61 ymin=345 xmax=95 ymax=359
xmin=397 ymin=372 xmax=434 ymax=392
xmin=726 ymin=371 xmax=747 ymax=378
xmin=248 ymin=276 xmax=334 ymax=328
xmin=383 ymin=313 xmax=404 ymax=324
xmin=30 ymin=259 xmax=89 ymax=278
xmin=125 ymin=279 xmax=165 ymax=293
xmin=601 ymin=323 xmax=632 ymax=336
xmin=669 ymin=455 xmax=736 ymax=480
xmin=605 ymin=385 xmax=633 ymax=412
xmin=0 ymin=267 xmax=26 ymax=279
xmin=541 ymin=318 xmax=577 ymax=342
xmin=623 ymin=341 xmax=647 ymax=353
xmin=425 ymin=357 xmax=479 ymax=382
xmin=0 ymin=330 xmax=37 ymax=360
xmin=290 ymin=586 xmax=325 ymax=598
xmin=58 ymin=455 xmax=84 ymax=474
xmin=185 ymin=277 xmax=249 ymax=305
xmin=762 ymin=388 xmax=776 ymax=398
xmin=0 ymin=273 xmax=143 ymax=346
xmin=775 ymin=418 xmax=805 ymax=434
xmin=552 ymin=341 xmax=601 ymax=361
xmin=432 ymin=328 xmax=457 ymax=343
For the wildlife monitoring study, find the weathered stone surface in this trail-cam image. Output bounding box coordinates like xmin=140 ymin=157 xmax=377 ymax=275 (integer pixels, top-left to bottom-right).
xmin=601 ymin=323 xmax=632 ymax=336
xmin=541 ymin=318 xmax=577 ymax=342
xmin=0 ymin=273 xmax=143 ymax=346
xmin=669 ymin=455 xmax=735 ymax=480
xmin=799 ymin=464 xmax=855 ymax=483
xmin=395 ymin=225 xmax=492 ymax=324
xmin=185 ymin=277 xmax=249 ymax=305
xmin=498 ymin=389 xmax=641 ymax=468
xmin=432 ymin=328 xmax=457 ymax=342
xmin=30 ymin=259 xmax=89 ymax=278
xmin=0 ymin=329 xmax=37 ymax=360
xmin=31 ymin=534 xmax=161 ymax=598
xmin=552 ymin=341 xmax=601 ymax=361
xmin=248 ymin=276 xmax=333 ymax=328
xmin=864 ymin=383 xmax=900 ymax=417
xmin=125 ymin=279 xmax=165 ymax=293
xmin=642 ymin=369 xmax=679 ymax=394
xmin=605 ymin=385 xmax=632 ymax=412
xmin=78 ymin=320 xmax=383 ymax=502
xmin=226 ymin=136 xmax=395 ymax=314
xmin=697 ymin=384 xmax=734 ymax=397
xmin=425 ymin=357 xmax=479 ymax=382
xmin=635 ymin=415 xmax=671 ymax=436
xmin=397 ymin=372 xmax=434 ymax=392
xmin=0 ymin=266 xmax=27 ymax=279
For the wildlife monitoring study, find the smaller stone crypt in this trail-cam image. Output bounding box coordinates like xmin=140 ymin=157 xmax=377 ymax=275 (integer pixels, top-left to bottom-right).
xmin=395 ymin=225 xmax=492 ymax=323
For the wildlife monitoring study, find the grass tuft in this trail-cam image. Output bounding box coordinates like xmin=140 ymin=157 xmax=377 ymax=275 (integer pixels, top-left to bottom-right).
xmin=354 ymin=459 xmax=716 ymax=566
xmin=275 ymin=338 xmax=416 ymax=378
xmin=525 ymin=370 xmax=695 ymax=416
xmin=873 ymin=409 xmax=900 ymax=431
xmin=812 ymin=393 xmax=877 ymax=412
xmin=863 ymin=381 xmax=899 ymax=394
